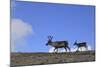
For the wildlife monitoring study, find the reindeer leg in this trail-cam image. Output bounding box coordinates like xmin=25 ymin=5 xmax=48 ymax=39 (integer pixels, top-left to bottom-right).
xmin=85 ymin=46 xmax=88 ymax=51
xmin=64 ymin=47 xmax=67 ymax=52
xmin=77 ymin=47 xmax=79 ymax=52
xmin=81 ymin=47 xmax=82 ymax=51
xmin=54 ymin=48 xmax=56 ymax=53
xmin=67 ymin=46 xmax=70 ymax=52
xmin=56 ymin=48 xmax=58 ymax=53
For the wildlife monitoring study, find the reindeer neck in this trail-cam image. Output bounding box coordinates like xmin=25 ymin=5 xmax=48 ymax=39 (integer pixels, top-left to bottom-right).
xmin=48 ymin=40 xmax=52 ymax=43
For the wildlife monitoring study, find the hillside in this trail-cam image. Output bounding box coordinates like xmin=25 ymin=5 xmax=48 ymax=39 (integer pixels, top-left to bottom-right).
xmin=11 ymin=51 xmax=95 ymax=67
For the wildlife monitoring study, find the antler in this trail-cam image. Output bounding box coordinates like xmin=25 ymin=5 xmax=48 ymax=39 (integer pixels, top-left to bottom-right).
xmin=48 ymin=36 xmax=53 ymax=40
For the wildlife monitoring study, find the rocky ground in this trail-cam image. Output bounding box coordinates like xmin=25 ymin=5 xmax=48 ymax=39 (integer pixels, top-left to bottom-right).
xmin=11 ymin=51 xmax=95 ymax=67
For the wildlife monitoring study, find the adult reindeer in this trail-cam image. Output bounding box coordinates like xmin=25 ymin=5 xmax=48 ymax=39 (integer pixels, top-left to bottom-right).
xmin=74 ymin=41 xmax=88 ymax=51
xmin=46 ymin=36 xmax=70 ymax=53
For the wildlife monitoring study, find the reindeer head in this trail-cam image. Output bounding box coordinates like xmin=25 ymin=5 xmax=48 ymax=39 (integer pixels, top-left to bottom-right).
xmin=46 ymin=36 xmax=53 ymax=46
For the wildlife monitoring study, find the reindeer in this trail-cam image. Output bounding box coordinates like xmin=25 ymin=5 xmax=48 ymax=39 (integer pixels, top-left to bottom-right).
xmin=74 ymin=41 xmax=88 ymax=51
xmin=46 ymin=36 xmax=70 ymax=53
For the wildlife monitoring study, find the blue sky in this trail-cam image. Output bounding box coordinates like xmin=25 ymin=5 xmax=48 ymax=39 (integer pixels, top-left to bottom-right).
xmin=11 ymin=1 xmax=95 ymax=52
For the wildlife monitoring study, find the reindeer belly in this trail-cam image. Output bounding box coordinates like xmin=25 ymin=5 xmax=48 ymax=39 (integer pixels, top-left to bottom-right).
xmin=50 ymin=42 xmax=66 ymax=48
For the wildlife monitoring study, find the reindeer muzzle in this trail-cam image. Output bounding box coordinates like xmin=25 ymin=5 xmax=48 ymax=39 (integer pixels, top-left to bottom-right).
xmin=46 ymin=43 xmax=48 ymax=46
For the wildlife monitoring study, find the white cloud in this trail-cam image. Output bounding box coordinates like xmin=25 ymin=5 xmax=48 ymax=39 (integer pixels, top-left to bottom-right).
xmin=88 ymin=45 xmax=92 ymax=50
xmin=71 ymin=45 xmax=92 ymax=52
xmin=48 ymin=47 xmax=69 ymax=53
xmin=48 ymin=45 xmax=92 ymax=53
xmin=49 ymin=47 xmax=55 ymax=53
xmin=48 ymin=47 xmax=77 ymax=53
xmin=11 ymin=18 xmax=34 ymax=52
xmin=11 ymin=19 xmax=33 ymax=38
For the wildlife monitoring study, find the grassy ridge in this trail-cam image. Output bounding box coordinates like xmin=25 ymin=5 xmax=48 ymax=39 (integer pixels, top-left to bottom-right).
xmin=11 ymin=51 xmax=95 ymax=67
